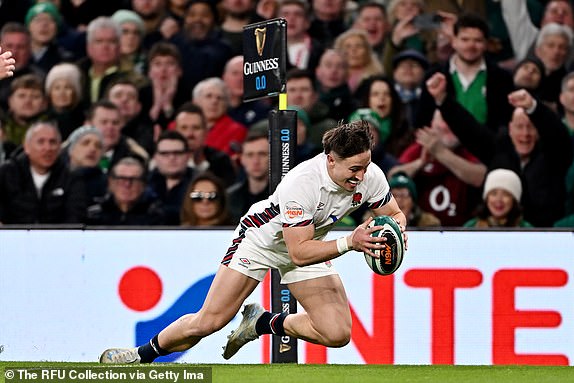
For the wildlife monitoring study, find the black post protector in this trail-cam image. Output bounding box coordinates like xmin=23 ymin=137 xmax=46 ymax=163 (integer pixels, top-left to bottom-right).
xmin=268 ymin=109 xmax=298 ymax=363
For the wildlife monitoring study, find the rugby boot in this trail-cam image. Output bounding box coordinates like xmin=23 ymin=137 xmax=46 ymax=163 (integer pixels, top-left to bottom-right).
xmin=99 ymin=348 xmax=141 ymax=364
xmin=222 ymin=303 xmax=265 ymax=360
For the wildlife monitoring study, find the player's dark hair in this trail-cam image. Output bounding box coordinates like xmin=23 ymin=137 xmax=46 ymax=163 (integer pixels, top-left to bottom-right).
xmin=454 ymin=13 xmax=489 ymax=39
xmin=322 ymin=120 xmax=373 ymax=158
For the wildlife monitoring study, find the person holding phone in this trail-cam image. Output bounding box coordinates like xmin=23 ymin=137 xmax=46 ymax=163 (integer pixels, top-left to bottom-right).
xmin=382 ymin=0 xmax=456 ymax=74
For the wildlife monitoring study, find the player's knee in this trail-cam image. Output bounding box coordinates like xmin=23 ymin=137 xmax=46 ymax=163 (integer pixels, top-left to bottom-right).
xmin=321 ymin=327 xmax=351 ymax=348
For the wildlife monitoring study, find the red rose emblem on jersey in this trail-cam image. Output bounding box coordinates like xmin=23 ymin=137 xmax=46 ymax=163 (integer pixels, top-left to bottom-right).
xmin=351 ymin=192 xmax=362 ymax=207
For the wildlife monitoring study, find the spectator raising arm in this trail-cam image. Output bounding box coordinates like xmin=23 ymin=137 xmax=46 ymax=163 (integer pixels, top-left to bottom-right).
xmin=0 ymin=47 xmax=15 ymax=79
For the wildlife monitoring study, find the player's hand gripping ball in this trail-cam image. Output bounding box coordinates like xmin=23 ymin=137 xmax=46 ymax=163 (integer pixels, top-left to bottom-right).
xmin=364 ymin=216 xmax=405 ymax=275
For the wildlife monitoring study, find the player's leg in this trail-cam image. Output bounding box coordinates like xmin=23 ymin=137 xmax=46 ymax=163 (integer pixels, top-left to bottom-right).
xmin=222 ymin=273 xmax=351 ymax=360
xmin=100 ymin=265 xmax=260 ymax=363
xmin=157 ymin=265 xmax=260 ymax=351
xmin=282 ymin=274 xmax=351 ymax=347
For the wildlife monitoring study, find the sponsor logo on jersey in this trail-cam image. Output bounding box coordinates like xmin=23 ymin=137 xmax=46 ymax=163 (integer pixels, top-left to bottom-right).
xmin=316 ymin=202 xmax=325 ymax=211
xmin=284 ymin=201 xmax=304 ymax=220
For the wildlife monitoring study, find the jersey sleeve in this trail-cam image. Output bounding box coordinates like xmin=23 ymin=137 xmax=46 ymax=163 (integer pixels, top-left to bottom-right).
xmin=364 ymin=163 xmax=392 ymax=209
xmin=277 ymin=174 xmax=317 ymax=227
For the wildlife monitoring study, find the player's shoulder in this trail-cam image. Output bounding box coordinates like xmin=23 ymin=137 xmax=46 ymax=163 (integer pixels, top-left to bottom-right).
xmin=283 ymin=154 xmax=325 ymax=183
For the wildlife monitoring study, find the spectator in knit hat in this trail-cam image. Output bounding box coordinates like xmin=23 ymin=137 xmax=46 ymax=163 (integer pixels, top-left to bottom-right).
xmin=464 ymin=168 xmax=532 ymax=228
xmin=392 ymin=49 xmax=428 ymax=129
xmin=512 ymin=56 xmax=546 ymax=98
xmin=111 ymin=10 xmax=147 ymax=76
xmin=44 ymin=63 xmax=85 ymax=140
xmin=25 ymin=2 xmax=73 ymax=74
xmin=389 ymin=172 xmax=440 ymax=227
xmin=66 ymin=125 xmax=107 ymax=209
xmin=287 ymin=105 xmax=321 ymax=164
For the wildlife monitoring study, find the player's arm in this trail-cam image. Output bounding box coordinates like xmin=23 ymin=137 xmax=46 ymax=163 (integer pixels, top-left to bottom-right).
xmin=371 ymin=195 xmax=408 ymax=249
xmin=282 ymin=222 xmax=385 ymax=267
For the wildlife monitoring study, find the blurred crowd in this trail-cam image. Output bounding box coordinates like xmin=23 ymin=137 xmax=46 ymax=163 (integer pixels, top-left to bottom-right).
xmin=0 ymin=0 xmax=573 ymax=229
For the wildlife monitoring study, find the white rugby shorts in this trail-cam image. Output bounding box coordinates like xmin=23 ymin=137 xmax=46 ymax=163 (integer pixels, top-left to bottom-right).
xmin=223 ymin=237 xmax=338 ymax=284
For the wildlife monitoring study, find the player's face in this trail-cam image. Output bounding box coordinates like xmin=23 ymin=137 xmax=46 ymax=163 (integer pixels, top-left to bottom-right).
xmin=486 ymin=189 xmax=514 ymax=219
xmin=327 ymin=150 xmax=371 ymax=192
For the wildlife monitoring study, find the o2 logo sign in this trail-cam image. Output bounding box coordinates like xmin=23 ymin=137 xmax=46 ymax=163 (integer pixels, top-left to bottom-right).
xmin=118 ymin=266 xmax=215 ymax=362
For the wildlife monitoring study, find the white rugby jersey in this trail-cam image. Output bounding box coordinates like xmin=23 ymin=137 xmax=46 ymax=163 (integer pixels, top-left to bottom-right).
xmin=222 ymin=153 xmax=391 ymax=264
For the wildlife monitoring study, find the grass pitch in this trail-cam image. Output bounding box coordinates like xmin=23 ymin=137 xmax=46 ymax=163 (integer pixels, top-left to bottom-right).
xmin=0 ymin=362 xmax=572 ymax=383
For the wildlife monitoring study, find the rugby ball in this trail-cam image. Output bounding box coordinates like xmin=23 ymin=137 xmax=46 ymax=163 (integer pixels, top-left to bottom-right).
xmin=364 ymin=216 xmax=405 ymax=275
